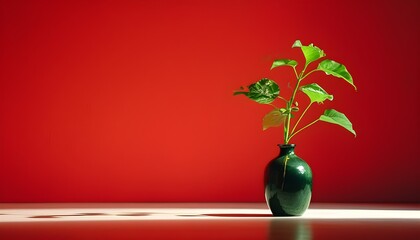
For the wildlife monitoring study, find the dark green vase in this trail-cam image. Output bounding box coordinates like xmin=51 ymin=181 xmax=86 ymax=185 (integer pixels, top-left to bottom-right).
xmin=264 ymin=144 xmax=312 ymax=216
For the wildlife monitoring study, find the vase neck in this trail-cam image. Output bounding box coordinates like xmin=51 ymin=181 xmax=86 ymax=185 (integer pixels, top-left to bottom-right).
xmin=278 ymin=144 xmax=295 ymax=156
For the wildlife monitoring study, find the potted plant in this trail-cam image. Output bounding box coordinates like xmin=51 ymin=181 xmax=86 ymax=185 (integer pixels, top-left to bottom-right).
xmin=234 ymin=40 xmax=356 ymax=216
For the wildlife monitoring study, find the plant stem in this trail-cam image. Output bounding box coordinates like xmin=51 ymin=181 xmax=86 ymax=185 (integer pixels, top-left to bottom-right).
xmin=284 ymin=64 xmax=309 ymax=144
xmin=283 ymin=114 xmax=288 ymax=144
xmin=290 ymin=102 xmax=313 ymax=136
xmin=288 ymin=119 xmax=319 ymax=142
xmin=284 ymin=79 xmax=301 ymax=144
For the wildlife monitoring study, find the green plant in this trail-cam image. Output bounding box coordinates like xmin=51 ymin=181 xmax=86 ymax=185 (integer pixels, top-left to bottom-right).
xmin=234 ymin=40 xmax=356 ymax=144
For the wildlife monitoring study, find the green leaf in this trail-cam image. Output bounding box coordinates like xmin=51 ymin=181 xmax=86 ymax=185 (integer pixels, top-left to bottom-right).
xmin=301 ymin=45 xmax=325 ymax=66
xmin=292 ymin=40 xmax=326 ymax=66
xmin=319 ymin=109 xmax=356 ymax=136
xmin=271 ymin=59 xmax=297 ymax=70
xmin=318 ymin=59 xmax=356 ymax=90
xmin=263 ymin=109 xmax=286 ymax=130
xmin=292 ymin=40 xmax=302 ymax=48
xmin=234 ymin=78 xmax=279 ymax=104
xmin=301 ymin=83 xmax=333 ymax=103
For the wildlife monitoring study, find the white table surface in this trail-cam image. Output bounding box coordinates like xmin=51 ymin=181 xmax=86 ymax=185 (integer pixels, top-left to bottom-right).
xmin=1 ymin=203 xmax=419 ymax=240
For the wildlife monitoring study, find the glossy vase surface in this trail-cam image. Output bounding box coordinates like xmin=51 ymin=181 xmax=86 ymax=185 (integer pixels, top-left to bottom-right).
xmin=264 ymin=144 xmax=312 ymax=216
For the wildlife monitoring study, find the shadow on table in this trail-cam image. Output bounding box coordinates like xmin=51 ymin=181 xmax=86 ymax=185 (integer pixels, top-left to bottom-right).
xmin=268 ymin=220 xmax=312 ymax=240
xmin=203 ymin=213 xmax=272 ymax=217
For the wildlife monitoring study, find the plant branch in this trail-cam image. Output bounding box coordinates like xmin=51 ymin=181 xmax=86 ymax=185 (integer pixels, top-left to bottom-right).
xmin=301 ymin=69 xmax=320 ymax=81
xmin=299 ymin=64 xmax=309 ymax=78
xmin=277 ymin=96 xmax=288 ymax=103
xmin=290 ymin=101 xmax=313 ymax=135
xmin=284 ymin=64 xmax=319 ymax=143
xmin=293 ymin=67 xmax=299 ymax=79
xmin=288 ymin=119 xmax=319 ymax=142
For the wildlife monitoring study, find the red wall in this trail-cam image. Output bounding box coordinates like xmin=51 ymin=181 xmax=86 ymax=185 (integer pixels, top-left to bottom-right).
xmin=1 ymin=0 xmax=419 ymax=202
